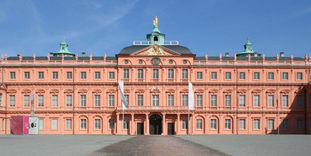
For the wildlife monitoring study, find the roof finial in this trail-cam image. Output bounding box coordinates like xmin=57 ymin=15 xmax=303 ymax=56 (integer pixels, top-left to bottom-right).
xmin=153 ymin=16 xmax=159 ymax=28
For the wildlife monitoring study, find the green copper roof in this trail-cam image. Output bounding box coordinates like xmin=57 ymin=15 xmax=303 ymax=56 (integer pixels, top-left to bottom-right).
xmin=243 ymin=39 xmax=254 ymax=53
xmin=51 ymin=40 xmax=75 ymax=56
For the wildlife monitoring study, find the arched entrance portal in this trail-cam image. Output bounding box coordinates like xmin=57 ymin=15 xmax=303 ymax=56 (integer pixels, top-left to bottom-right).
xmin=149 ymin=114 xmax=162 ymax=135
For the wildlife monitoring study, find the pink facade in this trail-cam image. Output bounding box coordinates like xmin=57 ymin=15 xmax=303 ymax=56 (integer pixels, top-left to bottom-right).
xmin=0 ymin=20 xmax=311 ymax=135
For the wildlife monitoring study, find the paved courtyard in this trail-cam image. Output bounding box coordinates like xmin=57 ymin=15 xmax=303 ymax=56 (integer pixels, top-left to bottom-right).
xmin=0 ymin=135 xmax=310 ymax=156
xmin=179 ymin=135 xmax=311 ymax=156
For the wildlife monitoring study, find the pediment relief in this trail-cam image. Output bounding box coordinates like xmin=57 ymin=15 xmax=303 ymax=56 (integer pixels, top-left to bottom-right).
xmin=180 ymin=89 xmax=188 ymax=93
xmin=280 ymin=89 xmax=291 ymax=94
xmin=166 ymin=89 xmax=175 ymax=93
xmin=131 ymin=45 xmax=180 ymax=56
xmin=21 ymin=89 xmax=31 ymax=94
xmin=36 ymin=89 xmax=45 ymax=94
xmin=150 ymin=88 xmax=161 ymax=93
xmin=209 ymin=89 xmax=218 ymax=93
xmin=124 ymin=89 xmax=131 ymax=93
xmin=266 ymin=89 xmax=276 ymax=94
xmin=64 ymin=89 xmax=73 ymax=94
xmin=223 ymin=89 xmax=233 ymax=93
xmin=106 ymin=89 xmax=116 ymax=93
xmin=78 ymin=89 xmax=87 ymax=94
xmin=50 ymin=89 xmax=59 ymax=94
xmin=92 ymin=89 xmax=102 ymax=94
xmin=135 ymin=89 xmax=145 ymax=93
xmin=194 ymin=89 xmax=204 ymax=93
xmin=237 ymin=89 xmax=247 ymax=94
xmin=7 ymin=89 xmax=17 ymax=94
xmin=252 ymin=89 xmax=262 ymax=94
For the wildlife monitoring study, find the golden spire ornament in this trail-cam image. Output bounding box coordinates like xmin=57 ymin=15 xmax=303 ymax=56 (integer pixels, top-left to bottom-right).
xmin=153 ymin=16 xmax=159 ymax=28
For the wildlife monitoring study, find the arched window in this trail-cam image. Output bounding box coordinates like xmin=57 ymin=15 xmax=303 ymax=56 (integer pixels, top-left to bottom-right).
xmin=154 ymin=36 xmax=158 ymax=41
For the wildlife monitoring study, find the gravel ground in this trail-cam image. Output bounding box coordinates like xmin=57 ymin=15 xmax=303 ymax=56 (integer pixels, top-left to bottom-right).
xmin=93 ymin=136 xmax=227 ymax=156
xmin=179 ymin=135 xmax=311 ymax=156
xmin=0 ymin=135 xmax=131 ymax=156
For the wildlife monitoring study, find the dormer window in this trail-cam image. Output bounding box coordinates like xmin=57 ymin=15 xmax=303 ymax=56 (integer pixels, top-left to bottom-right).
xmin=154 ymin=36 xmax=158 ymax=41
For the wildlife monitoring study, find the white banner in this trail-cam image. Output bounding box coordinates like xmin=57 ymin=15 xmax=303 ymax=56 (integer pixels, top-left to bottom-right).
xmin=118 ymin=81 xmax=128 ymax=110
xmin=188 ymin=82 xmax=194 ymax=111
xmin=28 ymin=116 xmax=39 ymax=135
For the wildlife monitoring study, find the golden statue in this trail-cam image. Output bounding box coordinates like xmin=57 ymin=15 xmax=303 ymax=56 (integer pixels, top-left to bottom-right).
xmin=153 ymin=16 xmax=159 ymax=28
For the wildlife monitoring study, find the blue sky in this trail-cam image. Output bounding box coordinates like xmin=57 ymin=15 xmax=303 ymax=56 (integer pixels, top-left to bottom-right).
xmin=0 ymin=0 xmax=310 ymax=57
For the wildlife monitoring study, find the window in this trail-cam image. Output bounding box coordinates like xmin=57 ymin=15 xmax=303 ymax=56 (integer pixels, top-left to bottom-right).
xmin=211 ymin=95 xmax=217 ymax=107
xmin=168 ymin=69 xmax=174 ymax=80
xmin=66 ymin=95 xmax=72 ymax=107
xmin=197 ymin=95 xmax=203 ymax=107
xmin=268 ymin=119 xmax=274 ymax=130
xmin=267 ymin=95 xmax=274 ymax=107
xmin=123 ymin=69 xmax=129 ymax=79
xmin=94 ymin=95 xmax=100 ymax=107
xmin=239 ymin=95 xmax=246 ymax=107
xmin=211 ymin=119 xmax=217 ymax=129
xmin=282 ymin=72 xmax=288 ymax=80
xmin=196 ymin=119 xmax=203 ymax=129
xmin=296 ymin=72 xmax=303 ymax=80
xmin=182 ymin=95 xmax=188 ymax=106
xmin=95 ymin=72 xmax=101 ymax=79
xmin=253 ymin=95 xmax=260 ymax=107
xmin=24 ymin=95 xmax=30 ymax=107
xmin=253 ymin=72 xmax=260 ymax=80
xmin=24 ymin=72 xmax=30 ymax=79
xmin=80 ymin=72 xmax=87 ymax=79
xmin=10 ymin=72 xmax=16 ymax=80
xmin=66 ymin=119 xmax=72 ymax=129
xmin=168 ymin=95 xmax=174 ymax=106
xmin=211 ymin=72 xmax=217 ymax=80
xmin=239 ymin=119 xmax=246 ymax=130
xmin=38 ymin=95 xmax=44 ymax=107
xmin=0 ymin=95 xmax=2 ymax=106
xmin=239 ymin=72 xmax=246 ymax=80
xmin=80 ymin=95 xmax=86 ymax=107
xmin=296 ymin=95 xmax=303 ymax=107
xmin=153 ymin=69 xmax=159 ymax=79
xmin=225 ymin=72 xmax=231 ymax=80
xmin=38 ymin=72 xmax=44 ymax=79
xmin=137 ymin=95 xmax=144 ymax=106
xmin=108 ymin=95 xmax=115 ymax=107
xmin=225 ymin=95 xmax=231 ymax=107
xmin=196 ymin=72 xmax=203 ymax=80
xmin=10 ymin=95 xmax=15 ymax=107
xmin=109 ymin=119 xmax=115 ymax=129
xmin=268 ymin=72 xmax=274 ymax=80
xmin=152 ymin=95 xmax=159 ymax=107
xmin=80 ymin=119 xmax=87 ymax=130
xmin=282 ymin=95 xmax=288 ymax=107
xmin=253 ymin=119 xmax=260 ymax=130
xmin=94 ymin=119 xmax=101 ymax=130
xmin=38 ymin=118 xmax=44 ymax=130
xmin=51 ymin=119 xmax=58 ymax=130
xmin=109 ymin=72 xmax=115 ymax=79
xmin=296 ymin=119 xmax=303 ymax=129
xmin=124 ymin=95 xmax=129 ymax=107
xmin=138 ymin=69 xmax=144 ymax=79
xmin=182 ymin=119 xmax=188 ymax=129
xmin=66 ymin=71 xmax=72 ymax=79
xmin=123 ymin=120 xmax=129 ymax=129
xmin=281 ymin=119 xmax=288 ymax=129
xmin=52 ymin=95 xmax=58 ymax=107
xmin=52 ymin=72 xmax=58 ymax=79
xmin=225 ymin=119 xmax=231 ymax=129
xmin=182 ymin=69 xmax=188 ymax=80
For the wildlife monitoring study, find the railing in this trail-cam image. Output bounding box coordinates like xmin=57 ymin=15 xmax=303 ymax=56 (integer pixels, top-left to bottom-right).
xmin=132 ymin=41 xmax=179 ymax=45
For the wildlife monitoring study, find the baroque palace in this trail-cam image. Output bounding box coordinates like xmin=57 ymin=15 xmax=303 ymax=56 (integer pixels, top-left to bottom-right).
xmin=0 ymin=17 xmax=311 ymax=135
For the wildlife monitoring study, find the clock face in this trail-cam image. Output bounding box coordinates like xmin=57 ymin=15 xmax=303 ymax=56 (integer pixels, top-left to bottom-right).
xmin=151 ymin=57 xmax=160 ymax=65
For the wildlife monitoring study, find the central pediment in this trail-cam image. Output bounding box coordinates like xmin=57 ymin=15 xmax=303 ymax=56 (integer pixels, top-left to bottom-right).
xmin=130 ymin=45 xmax=181 ymax=56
